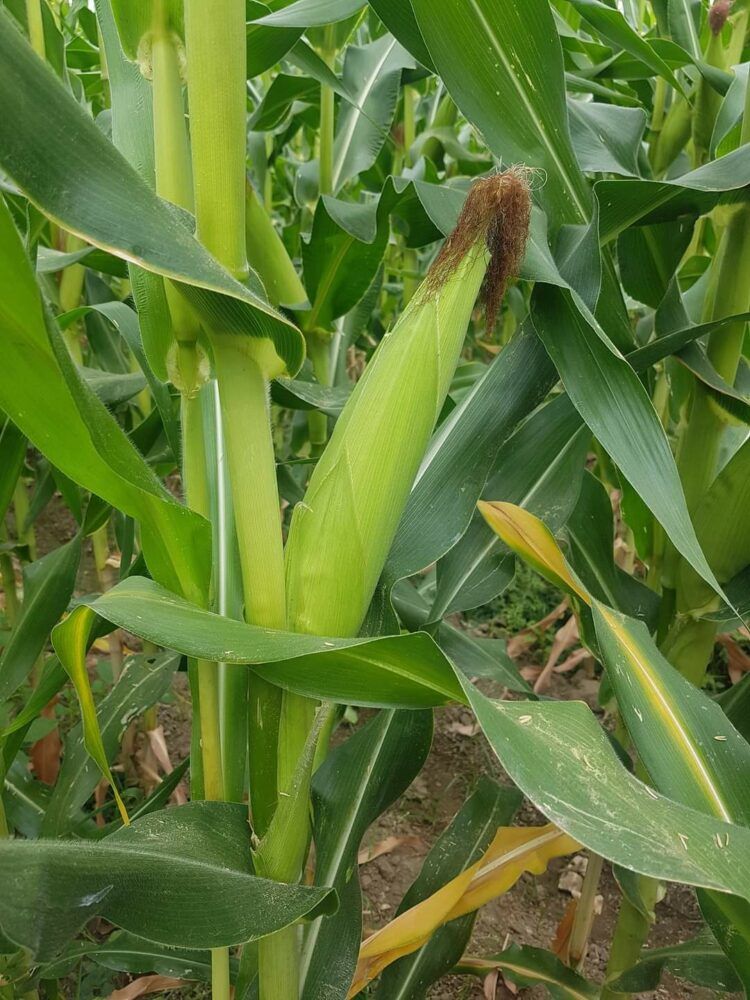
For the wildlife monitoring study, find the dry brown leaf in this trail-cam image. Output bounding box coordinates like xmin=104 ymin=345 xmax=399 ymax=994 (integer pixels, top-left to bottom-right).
xmin=717 ymin=634 xmax=750 ymax=685
xmin=30 ymin=699 xmax=61 ymax=785
xmin=357 ymin=835 xmax=423 ymax=866
xmin=446 ymin=720 xmax=481 ymax=737
xmin=483 ymin=968 xmax=500 ymax=998
xmin=108 ymin=975 xmax=187 ymax=999
xmin=552 ymin=897 xmax=577 ymax=963
xmin=506 ymin=599 xmax=568 ymax=659
xmin=554 ymin=647 xmax=593 ymax=676
xmin=534 ymin=615 xmax=581 ymax=694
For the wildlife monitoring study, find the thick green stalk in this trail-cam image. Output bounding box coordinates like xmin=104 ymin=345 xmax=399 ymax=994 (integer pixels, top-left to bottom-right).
xmin=59 ymin=233 xmax=86 ymax=364
xmin=305 ymin=331 xmax=331 ymax=454
xmin=24 ymin=0 xmax=45 ymax=58
xmin=182 ymin=389 xmax=224 ymax=802
xmin=183 ymin=1 xmax=289 ymax=924
xmin=318 ymin=25 xmax=336 ymax=197
xmin=212 ymin=345 xmax=286 ymax=632
xmin=257 ymin=927 xmax=298 ymax=999
xmin=692 ymin=27 xmax=725 ymax=165
xmin=182 ymin=387 xmax=228 ymax=998
xmin=677 ymin=204 xmax=750 ymax=513
xmin=673 ymin=83 xmax=750 ymax=630
xmin=201 ymin=384 xmax=247 ymax=803
xmin=212 ymin=341 xmax=287 ymax=831
xmin=13 ymin=480 xmax=36 ymax=561
xmin=184 ymin=0 xmax=248 ymax=280
xmin=0 ymin=529 xmax=19 ymax=628
xmin=649 ymin=93 xmax=691 ymax=176
xmin=602 ymin=877 xmax=661 ymax=999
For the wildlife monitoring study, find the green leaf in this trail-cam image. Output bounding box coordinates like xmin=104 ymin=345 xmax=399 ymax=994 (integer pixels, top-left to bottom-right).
xmin=593 ymin=603 xmax=750 ymax=823
xmin=247 ymin=1 xmax=302 ymax=78
xmin=566 ymin=473 xmax=659 ymax=627
xmin=675 ymin=344 xmax=750 ymax=426
xmin=531 ymin=283 xmax=723 ymax=597
xmin=95 ymin=0 xmax=174 ymax=383
xmin=608 ymin=931 xmax=741 ymax=993
xmin=301 ymin=709 xmax=433 ymax=999
xmin=42 ymin=652 xmax=179 ymax=836
xmin=410 ymin=0 xmax=590 ymax=224
xmin=40 ymin=930 xmax=232 ymax=984
xmin=0 ymin=417 xmax=26 ymax=522
xmin=0 ymin=536 xmax=81 ymax=702
xmin=366 ymin=0 xmax=434 ymax=70
xmin=568 ymin=100 xmax=647 ymax=177
xmin=374 ymin=778 xmax=521 ymax=999
xmin=81 ymin=367 xmax=147 ymax=407
xmin=0 ymin=657 xmax=66 ymax=742
xmin=432 ymin=394 xmax=588 ymax=618
xmin=596 ymin=146 xmax=750 ymax=243
xmin=330 ymin=36 xmax=412 ymax=193
xmin=250 ymin=74 xmax=319 ymax=132
xmin=463 ymin=683 xmax=750 ymax=901
xmin=52 ymin=579 xmax=467 ymax=709
xmin=459 ymin=944 xmax=599 ymax=999
xmin=568 ymin=0 xmax=682 ymax=89
xmin=0 ymin=802 xmax=336 ymax=962
xmin=618 ymin=220 xmax=694 ymax=309
xmin=679 ymin=435 xmax=750 ymax=612
xmin=384 ymin=328 xmax=558 ymax=588
xmin=0 ymin=10 xmax=304 ymax=378
xmin=0 ymin=197 xmax=210 ymax=604
xmin=256 ymin=0 xmax=364 ymax=27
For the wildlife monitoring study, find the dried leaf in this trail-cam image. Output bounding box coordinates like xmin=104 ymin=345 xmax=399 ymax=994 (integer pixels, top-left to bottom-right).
xmin=552 ymin=897 xmax=577 ymax=962
xmin=357 ymin=835 xmax=423 ymax=866
xmin=506 ymin=599 xmax=568 ymax=659
xmin=30 ymin=699 xmax=61 ymax=785
xmin=108 ymin=975 xmax=187 ymax=999
xmin=717 ymin=634 xmax=750 ymax=685
xmin=483 ymin=968 xmax=500 ymax=998
xmin=348 ymin=824 xmax=578 ymax=996
xmin=534 ymin=615 xmax=580 ymax=694
xmin=446 ymin=720 xmax=481 ymax=737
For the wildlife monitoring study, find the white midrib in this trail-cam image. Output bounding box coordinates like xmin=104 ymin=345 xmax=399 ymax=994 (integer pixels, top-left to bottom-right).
xmin=473 ymin=826 xmax=561 ymax=881
xmin=609 ymin=614 xmax=733 ymax=823
xmin=331 ymin=39 xmax=397 ymax=191
xmin=466 ymin=0 xmax=588 ymax=221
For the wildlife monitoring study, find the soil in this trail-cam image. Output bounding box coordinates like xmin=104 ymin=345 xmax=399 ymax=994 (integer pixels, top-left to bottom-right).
xmin=18 ymin=495 xmax=742 ymax=1000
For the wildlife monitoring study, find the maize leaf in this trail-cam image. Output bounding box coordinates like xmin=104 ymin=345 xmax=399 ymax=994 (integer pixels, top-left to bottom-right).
xmin=348 ymin=824 xmax=578 ymax=996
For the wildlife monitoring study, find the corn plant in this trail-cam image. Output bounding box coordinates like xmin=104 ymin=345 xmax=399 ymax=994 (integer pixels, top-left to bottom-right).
xmin=2 ymin=0 xmax=750 ymax=997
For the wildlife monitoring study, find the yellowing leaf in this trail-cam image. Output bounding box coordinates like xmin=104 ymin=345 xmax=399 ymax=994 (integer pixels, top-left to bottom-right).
xmin=348 ymin=824 xmax=578 ymax=996
xmin=52 ymin=605 xmax=130 ymax=825
xmin=477 ymin=501 xmax=590 ymax=603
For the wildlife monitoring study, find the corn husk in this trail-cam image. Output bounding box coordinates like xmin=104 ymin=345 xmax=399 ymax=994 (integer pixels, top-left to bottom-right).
xmin=285 ymin=171 xmax=531 ymax=637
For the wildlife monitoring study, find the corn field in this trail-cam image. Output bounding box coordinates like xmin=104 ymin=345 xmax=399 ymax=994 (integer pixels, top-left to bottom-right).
xmin=1 ymin=0 xmax=750 ymax=996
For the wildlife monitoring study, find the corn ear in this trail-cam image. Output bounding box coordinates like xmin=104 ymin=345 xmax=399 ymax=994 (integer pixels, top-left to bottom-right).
xmin=285 ymin=171 xmax=531 ymax=637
